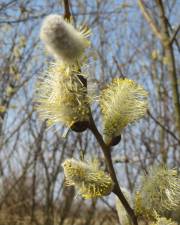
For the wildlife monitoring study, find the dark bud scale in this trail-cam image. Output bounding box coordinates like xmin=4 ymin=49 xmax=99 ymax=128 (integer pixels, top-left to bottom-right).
xmin=108 ymin=135 xmax=121 ymax=146
xmin=70 ymin=121 xmax=89 ymax=132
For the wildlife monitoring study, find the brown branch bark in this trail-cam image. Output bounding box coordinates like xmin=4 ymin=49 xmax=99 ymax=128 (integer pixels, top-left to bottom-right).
xmin=63 ymin=0 xmax=71 ymax=20
xmin=89 ymin=113 xmax=138 ymax=225
xmin=62 ymin=1 xmax=138 ymax=224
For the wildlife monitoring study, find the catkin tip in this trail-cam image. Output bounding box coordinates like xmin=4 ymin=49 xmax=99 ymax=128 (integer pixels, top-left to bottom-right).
xmin=40 ymin=14 xmax=90 ymax=63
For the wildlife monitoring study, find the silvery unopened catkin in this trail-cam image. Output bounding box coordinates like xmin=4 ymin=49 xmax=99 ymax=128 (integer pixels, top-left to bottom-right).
xmin=40 ymin=14 xmax=90 ymax=64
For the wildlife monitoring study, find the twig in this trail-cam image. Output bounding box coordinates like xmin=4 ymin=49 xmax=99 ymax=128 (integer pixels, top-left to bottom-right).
xmin=148 ymin=110 xmax=180 ymax=144
xmin=88 ymin=113 xmax=138 ymax=225
xmin=62 ymin=1 xmax=138 ymax=224
xmin=138 ymin=0 xmax=180 ymax=139
xmin=167 ymin=20 xmax=180 ymax=52
xmin=155 ymin=0 xmax=180 ymax=138
xmin=137 ymin=0 xmax=163 ymax=42
xmin=112 ymin=56 xmax=125 ymax=79
xmin=63 ymin=0 xmax=71 ymax=20
xmin=170 ymin=24 xmax=180 ymax=45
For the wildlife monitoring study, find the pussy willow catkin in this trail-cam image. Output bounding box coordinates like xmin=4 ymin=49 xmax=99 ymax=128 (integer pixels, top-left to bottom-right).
xmin=40 ymin=14 xmax=90 ymax=64
xmin=35 ymin=62 xmax=89 ymax=128
xmin=62 ymin=158 xmax=114 ymax=199
xmin=99 ymin=78 xmax=148 ymax=145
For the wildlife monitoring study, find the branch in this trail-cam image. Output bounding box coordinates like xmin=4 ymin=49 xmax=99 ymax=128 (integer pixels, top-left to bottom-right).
xmin=138 ymin=0 xmax=163 ymax=42
xmin=62 ymin=1 xmax=137 ymax=223
xmin=167 ymin=20 xmax=180 ymax=52
xmin=148 ymin=111 xmax=180 ymax=143
xmin=170 ymin=24 xmax=180 ymax=45
xmin=138 ymin=0 xmax=180 ymax=139
xmin=155 ymin=0 xmax=180 ymax=138
xmin=63 ymin=0 xmax=71 ymax=20
xmin=112 ymin=56 xmax=125 ymax=79
xmin=88 ymin=113 xmax=138 ymax=225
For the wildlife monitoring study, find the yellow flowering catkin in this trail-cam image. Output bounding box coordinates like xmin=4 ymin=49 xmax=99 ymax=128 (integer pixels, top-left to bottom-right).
xmin=62 ymin=158 xmax=114 ymax=199
xmin=99 ymin=78 xmax=148 ymax=145
xmin=40 ymin=14 xmax=90 ymax=64
xmin=150 ymin=216 xmax=178 ymax=225
xmin=138 ymin=166 xmax=180 ymax=216
xmin=35 ymin=62 xmax=89 ymax=128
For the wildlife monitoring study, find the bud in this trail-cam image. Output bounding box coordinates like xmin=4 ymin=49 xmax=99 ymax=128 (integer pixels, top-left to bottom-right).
xmin=99 ymin=78 xmax=148 ymax=146
xmin=103 ymin=134 xmax=121 ymax=147
xmin=35 ymin=62 xmax=89 ymax=130
xmin=70 ymin=121 xmax=89 ymax=132
xmin=62 ymin=158 xmax=114 ymax=199
xmin=40 ymin=14 xmax=90 ymax=64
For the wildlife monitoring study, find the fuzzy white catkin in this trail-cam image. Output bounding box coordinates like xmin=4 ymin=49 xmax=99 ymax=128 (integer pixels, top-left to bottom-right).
xmin=40 ymin=14 xmax=89 ymax=63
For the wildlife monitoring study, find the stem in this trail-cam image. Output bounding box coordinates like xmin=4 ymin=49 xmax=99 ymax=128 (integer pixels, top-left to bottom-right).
xmin=156 ymin=0 xmax=180 ymax=139
xmin=137 ymin=0 xmax=162 ymax=41
xmin=63 ymin=0 xmax=71 ymax=20
xmin=62 ymin=1 xmax=138 ymax=223
xmin=138 ymin=0 xmax=180 ymax=139
xmin=89 ymin=113 xmax=138 ymax=225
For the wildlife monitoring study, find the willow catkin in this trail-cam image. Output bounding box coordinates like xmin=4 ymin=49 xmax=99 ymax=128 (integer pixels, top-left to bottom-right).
xmin=62 ymin=158 xmax=114 ymax=199
xmin=138 ymin=166 xmax=180 ymax=216
xmin=35 ymin=62 xmax=89 ymax=128
xmin=40 ymin=14 xmax=90 ymax=64
xmin=99 ymin=78 xmax=148 ymax=145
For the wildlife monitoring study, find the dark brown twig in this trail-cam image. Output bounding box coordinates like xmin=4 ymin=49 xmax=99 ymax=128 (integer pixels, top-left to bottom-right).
xmin=63 ymin=0 xmax=71 ymax=20
xmin=112 ymin=56 xmax=125 ymax=79
xmin=88 ymin=113 xmax=138 ymax=225
xmin=62 ymin=1 xmax=138 ymax=224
